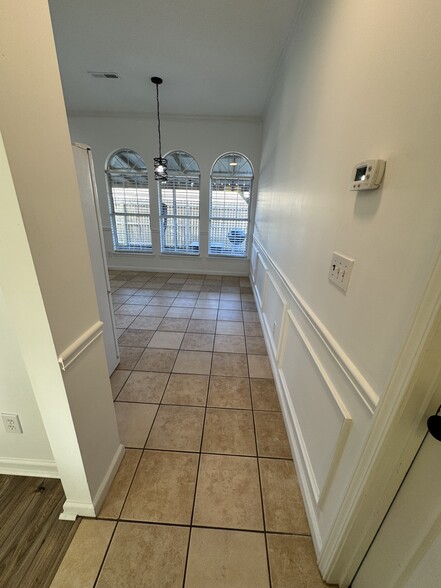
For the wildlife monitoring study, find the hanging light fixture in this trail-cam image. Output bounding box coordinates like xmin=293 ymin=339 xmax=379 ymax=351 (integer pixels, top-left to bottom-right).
xmin=151 ymin=76 xmax=167 ymax=182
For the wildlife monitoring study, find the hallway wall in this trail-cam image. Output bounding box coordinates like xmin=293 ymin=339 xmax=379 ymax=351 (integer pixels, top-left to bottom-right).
xmin=68 ymin=114 xmax=262 ymax=275
xmin=252 ymin=0 xmax=441 ymax=561
xmin=0 ymin=0 xmax=123 ymax=518
xmin=0 ymin=289 xmax=54 ymax=472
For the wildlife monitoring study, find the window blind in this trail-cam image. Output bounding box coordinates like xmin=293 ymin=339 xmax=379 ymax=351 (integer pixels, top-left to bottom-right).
xmin=106 ymin=149 xmax=152 ymax=252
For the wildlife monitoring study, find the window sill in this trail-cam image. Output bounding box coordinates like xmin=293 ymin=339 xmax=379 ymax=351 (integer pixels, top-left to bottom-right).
xmin=113 ymin=250 xmax=154 ymax=256
xmin=159 ymin=252 xmax=200 ymax=258
xmin=207 ymin=254 xmax=249 ymax=261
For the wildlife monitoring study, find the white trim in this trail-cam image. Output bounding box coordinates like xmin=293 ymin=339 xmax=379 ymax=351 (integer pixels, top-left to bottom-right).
xmin=207 ymin=255 xmax=250 ymax=262
xmin=0 ymin=457 xmax=58 ymax=478
xmin=278 ymin=367 xmax=320 ymax=503
xmin=280 ymin=310 xmax=352 ymax=506
xmin=254 ymin=252 xmax=268 ymax=309
xmin=107 ymin=263 xmax=249 ymax=276
xmin=92 ymin=443 xmax=125 ymax=515
xmin=252 ymin=236 xmax=441 ymax=587
xmin=251 ymin=276 xmax=323 ymax=552
xmin=59 ymin=500 xmax=96 ymax=521
xmin=318 ymin=239 xmax=441 ymax=586
xmin=110 ymin=251 xmax=154 ymax=257
xmin=109 ymin=252 xmax=249 ymax=263
xmin=250 ymin=244 xmax=258 ymax=282
xmin=253 ymin=237 xmax=378 ymax=412
xmin=276 ymin=306 xmax=288 ymax=362
xmin=68 ymin=111 xmax=262 ymax=124
xmin=60 ymin=443 xmax=125 ymax=521
xmin=58 ymin=321 xmax=103 ymax=371
xmin=262 ymin=271 xmax=288 ymax=360
xmin=159 ymin=253 xmax=201 ymax=259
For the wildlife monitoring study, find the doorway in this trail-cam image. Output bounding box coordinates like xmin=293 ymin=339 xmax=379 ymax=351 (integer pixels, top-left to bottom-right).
xmin=351 ymin=306 xmax=441 ymax=587
xmin=352 ymin=430 xmax=441 ymax=587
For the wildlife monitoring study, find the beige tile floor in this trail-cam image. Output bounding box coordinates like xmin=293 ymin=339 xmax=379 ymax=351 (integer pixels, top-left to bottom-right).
xmin=51 ymin=270 xmax=332 ymax=588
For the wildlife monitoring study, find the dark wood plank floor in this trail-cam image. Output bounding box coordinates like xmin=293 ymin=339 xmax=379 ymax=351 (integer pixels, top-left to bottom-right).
xmin=0 ymin=475 xmax=79 ymax=588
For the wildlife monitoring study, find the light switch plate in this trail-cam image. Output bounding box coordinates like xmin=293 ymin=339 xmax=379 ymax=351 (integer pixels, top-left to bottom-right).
xmin=329 ymin=252 xmax=354 ymax=292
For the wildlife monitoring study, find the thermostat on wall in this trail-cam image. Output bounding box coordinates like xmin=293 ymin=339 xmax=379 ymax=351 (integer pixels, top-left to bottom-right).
xmin=350 ymin=159 xmax=386 ymax=191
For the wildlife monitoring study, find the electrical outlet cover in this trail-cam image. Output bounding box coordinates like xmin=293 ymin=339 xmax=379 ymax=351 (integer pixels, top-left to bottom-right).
xmin=1 ymin=413 xmax=23 ymax=434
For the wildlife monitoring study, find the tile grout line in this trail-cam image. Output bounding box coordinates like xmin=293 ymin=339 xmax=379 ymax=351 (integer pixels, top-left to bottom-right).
xmin=181 ymin=348 xmax=214 ymax=587
xmin=119 ymin=445 xmax=292 ymax=461
xmin=94 ymin=515 xmax=312 ymax=538
xmin=92 ymin=517 xmax=119 ymax=587
xmin=249 ymin=349 xmax=273 ymax=588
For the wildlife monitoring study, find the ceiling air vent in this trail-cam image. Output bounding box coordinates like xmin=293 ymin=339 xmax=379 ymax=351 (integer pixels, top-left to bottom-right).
xmin=88 ymin=71 xmax=120 ymax=79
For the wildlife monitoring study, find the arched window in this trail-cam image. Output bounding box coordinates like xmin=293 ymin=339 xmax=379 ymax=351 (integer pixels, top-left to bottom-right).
xmin=209 ymin=152 xmax=253 ymax=257
xmin=158 ymin=150 xmax=200 ymax=254
xmin=105 ymin=149 xmax=152 ymax=251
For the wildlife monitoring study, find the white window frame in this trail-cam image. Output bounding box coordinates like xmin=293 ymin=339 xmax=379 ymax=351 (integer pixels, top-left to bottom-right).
xmin=158 ymin=150 xmax=200 ymax=256
xmin=105 ymin=148 xmax=152 ymax=253
xmin=209 ymin=152 xmax=254 ymax=258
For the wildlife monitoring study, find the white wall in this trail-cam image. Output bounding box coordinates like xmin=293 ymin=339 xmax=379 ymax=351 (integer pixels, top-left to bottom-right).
xmin=0 ymin=289 xmax=54 ymax=471
xmin=0 ymin=1 xmax=123 ymax=518
xmin=252 ymin=0 xmax=441 ymax=563
xmin=68 ymin=114 xmax=262 ymax=275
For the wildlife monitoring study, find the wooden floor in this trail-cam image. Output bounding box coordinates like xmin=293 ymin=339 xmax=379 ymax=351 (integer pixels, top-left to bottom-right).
xmin=0 ymin=475 xmax=79 ymax=588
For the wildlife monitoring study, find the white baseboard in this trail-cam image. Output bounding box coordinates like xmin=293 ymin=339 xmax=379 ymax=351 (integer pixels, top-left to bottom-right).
xmin=108 ymin=263 xmax=249 ymax=276
xmin=59 ymin=443 xmax=125 ymax=520
xmin=92 ymin=443 xmax=125 ymax=515
xmin=0 ymin=457 xmax=59 ymax=478
xmin=59 ymin=500 xmax=96 ymax=520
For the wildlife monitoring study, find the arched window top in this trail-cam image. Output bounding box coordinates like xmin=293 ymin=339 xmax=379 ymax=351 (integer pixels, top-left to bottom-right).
xmin=211 ymin=152 xmax=253 ymax=179
xmin=106 ymin=149 xmax=148 ymax=174
xmin=165 ymin=150 xmax=200 ymax=179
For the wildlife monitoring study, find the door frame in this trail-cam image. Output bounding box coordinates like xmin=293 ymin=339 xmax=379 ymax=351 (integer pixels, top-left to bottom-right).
xmin=352 ymin=430 xmax=441 ymax=586
xmin=318 ymin=242 xmax=441 ymax=587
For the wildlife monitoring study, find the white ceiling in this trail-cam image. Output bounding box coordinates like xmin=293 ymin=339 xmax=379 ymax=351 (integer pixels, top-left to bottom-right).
xmin=49 ymin=0 xmax=301 ymax=117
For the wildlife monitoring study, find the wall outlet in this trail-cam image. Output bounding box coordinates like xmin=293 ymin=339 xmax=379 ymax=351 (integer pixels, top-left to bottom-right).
xmin=329 ymin=252 xmax=355 ymax=292
xmin=2 ymin=413 xmax=23 ymax=434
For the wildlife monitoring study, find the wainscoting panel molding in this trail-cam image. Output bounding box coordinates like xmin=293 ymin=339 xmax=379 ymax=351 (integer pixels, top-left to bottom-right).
xmin=262 ymin=272 xmax=287 ymax=359
xmin=250 ymin=243 xmax=258 ymax=282
xmin=250 ymin=237 xmax=380 ymax=555
xmin=279 ymin=310 xmax=352 ymax=505
xmin=253 ymin=238 xmax=378 ymax=413
xmin=254 ymin=252 xmax=268 ymax=309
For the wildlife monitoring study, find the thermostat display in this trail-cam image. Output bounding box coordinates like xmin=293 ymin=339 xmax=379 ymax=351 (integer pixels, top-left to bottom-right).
xmin=350 ymin=159 xmax=386 ymax=191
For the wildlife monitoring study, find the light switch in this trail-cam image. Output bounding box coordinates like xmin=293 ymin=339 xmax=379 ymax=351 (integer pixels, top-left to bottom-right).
xmin=329 ymin=252 xmax=354 ymax=292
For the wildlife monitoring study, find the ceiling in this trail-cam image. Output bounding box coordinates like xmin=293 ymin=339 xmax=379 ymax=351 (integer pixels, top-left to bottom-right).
xmin=49 ymin=0 xmax=302 ymax=118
